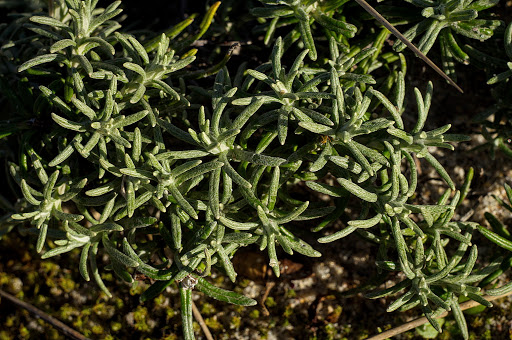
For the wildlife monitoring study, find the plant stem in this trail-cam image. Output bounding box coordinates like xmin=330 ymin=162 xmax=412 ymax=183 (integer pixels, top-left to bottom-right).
xmin=180 ymin=285 xmax=195 ymax=340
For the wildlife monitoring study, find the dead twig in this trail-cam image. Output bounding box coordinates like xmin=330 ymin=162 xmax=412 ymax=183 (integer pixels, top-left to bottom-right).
xmin=191 ymin=299 xmax=214 ymax=340
xmin=367 ymin=292 xmax=512 ymax=340
xmin=260 ymin=281 xmax=276 ymax=316
xmin=0 ymin=288 xmax=90 ymax=340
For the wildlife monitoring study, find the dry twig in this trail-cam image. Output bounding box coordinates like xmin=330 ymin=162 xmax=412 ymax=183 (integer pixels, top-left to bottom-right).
xmin=0 ymin=288 xmax=89 ymax=340
xmin=191 ymin=299 xmax=214 ymax=340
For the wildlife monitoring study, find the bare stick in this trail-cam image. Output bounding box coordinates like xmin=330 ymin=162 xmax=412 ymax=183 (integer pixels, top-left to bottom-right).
xmin=354 ymin=0 xmax=464 ymax=93
xmin=367 ymin=292 xmax=512 ymax=340
xmin=260 ymin=281 xmax=276 ymax=316
xmin=191 ymin=299 xmax=214 ymax=340
xmin=0 ymin=288 xmax=90 ymax=340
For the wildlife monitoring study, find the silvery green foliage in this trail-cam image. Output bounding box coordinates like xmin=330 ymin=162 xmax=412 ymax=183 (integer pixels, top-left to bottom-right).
xmin=378 ymin=0 xmax=502 ymax=80
xmin=0 ymin=0 xmax=500 ymax=339
xmin=4 ymin=1 xmax=256 ymax=337
xmin=477 ymin=183 xmax=512 ymax=296
xmin=251 ymin=0 xmax=357 ymax=60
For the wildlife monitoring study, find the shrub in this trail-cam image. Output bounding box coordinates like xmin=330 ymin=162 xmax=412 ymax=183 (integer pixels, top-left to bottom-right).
xmin=0 ymin=0 xmax=510 ymax=339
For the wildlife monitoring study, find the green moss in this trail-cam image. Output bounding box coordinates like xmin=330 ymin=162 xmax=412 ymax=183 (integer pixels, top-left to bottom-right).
xmin=485 ymin=316 xmax=495 ymax=326
xmin=205 ymin=317 xmax=223 ymax=331
xmin=14 ymin=290 xmax=24 ymax=299
xmin=113 ymin=296 xmax=124 ymax=309
xmin=193 ymin=321 xmax=201 ymax=334
xmin=41 ymin=262 xmax=61 ymax=289
xmin=111 ymin=321 xmax=122 ymax=332
xmin=46 ymin=328 xmax=60 ymax=340
xmin=265 ymin=296 xmax=276 ymax=308
xmin=59 ymin=303 xmax=78 ymax=320
xmin=268 ymin=319 xmax=277 ymax=328
xmin=81 ymin=307 xmax=92 ymax=317
xmin=166 ymin=308 xmax=176 ymax=321
xmin=72 ymin=316 xmax=83 ymax=330
xmin=200 ymin=302 xmax=216 ymax=316
xmin=25 ymin=271 xmax=38 ymax=285
xmin=93 ymin=302 xmax=115 ymax=319
xmin=230 ymin=316 xmax=241 ymax=329
xmin=101 ymin=272 xmax=114 ymax=282
xmin=233 ymin=305 xmax=244 ymax=314
xmin=283 ymin=305 xmax=293 ymax=318
xmin=45 ymin=278 xmax=57 ymax=288
xmin=92 ymin=302 xmax=105 ymax=316
xmin=32 ymin=283 xmax=41 ymax=296
xmin=40 ymin=262 xmax=60 ymax=275
xmin=133 ymin=306 xmax=152 ymax=332
xmin=82 ymin=328 xmax=92 ymax=337
xmin=471 ymin=316 xmax=484 ymax=328
xmin=214 ymin=276 xmax=224 ymax=285
xmin=4 ymin=316 xmax=15 ymax=328
xmin=18 ymin=325 xmax=29 ymax=338
xmin=286 ymin=288 xmax=296 ymax=298
xmin=324 ymin=323 xmax=337 ymax=340
xmin=239 ymin=279 xmax=251 ymax=288
xmin=91 ymin=324 xmax=104 ymax=335
xmin=0 ymin=272 xmax=10 ymax=285
xmin=341 ymin=324 xmax=352 ymax=336
xmin=357 ymin=330 xmax=370 ymax=340
xmin=58 ymin=276 xmax=76 ymax=293
xmin=154 ymin=294 xmax=166 ymax=306
xmin=249 ymin=309 xmax=260 ymax=319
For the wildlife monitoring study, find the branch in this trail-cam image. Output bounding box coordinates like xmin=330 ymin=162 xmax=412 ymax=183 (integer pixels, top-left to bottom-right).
xmin=0 ymin=288 xmax=90 ymax=340
xmin=191 ymin=299 xmax=214 ymax=340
